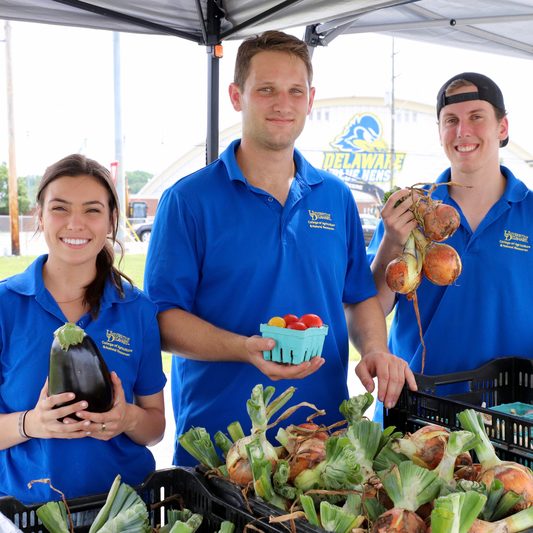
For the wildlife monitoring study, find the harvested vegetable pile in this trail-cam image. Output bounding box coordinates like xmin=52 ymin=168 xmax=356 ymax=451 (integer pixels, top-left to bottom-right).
xmin=180 ymin=386 xmax=533 ymax=533
xmin=384 ymin=182 xmax=464 ymax=374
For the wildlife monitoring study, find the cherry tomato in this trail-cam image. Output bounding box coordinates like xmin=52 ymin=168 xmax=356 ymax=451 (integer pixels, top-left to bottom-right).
xmin=287 ymin=321 xmax=307 ymax=330
xmin=267 ymin=316 xmax=286 ymax=328
xmin=299 ymin=313 xmax=323 ymax=328
xmin=283 ymin=314 xmax=299 ymax=326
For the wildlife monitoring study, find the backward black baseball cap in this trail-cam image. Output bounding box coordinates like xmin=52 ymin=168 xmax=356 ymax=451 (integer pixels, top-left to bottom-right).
xmin=436 ymin=72 xmax=508 ymax=147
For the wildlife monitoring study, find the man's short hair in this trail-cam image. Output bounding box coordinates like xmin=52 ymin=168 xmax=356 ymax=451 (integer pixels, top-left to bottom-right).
xmin=234 ymin=30 xmax=313 ymax=89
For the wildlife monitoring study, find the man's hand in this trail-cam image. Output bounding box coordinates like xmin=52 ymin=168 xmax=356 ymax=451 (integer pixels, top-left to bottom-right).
xmin=355 ymin=351 xmax=417 ymax=409
xmin=380 ymin=188 xmax=419 ymax=248
xmin=245 ymin=335 xmax=325 ymax=381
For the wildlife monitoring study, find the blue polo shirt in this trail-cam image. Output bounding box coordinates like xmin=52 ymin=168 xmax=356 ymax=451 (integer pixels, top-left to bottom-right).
xmin=0 ymin=255 xmax=166 ymax=504
xmin=145 ymin=140 xmax=376 ymax=466
xmin=367 ymin=166 xmax=533 ymax=420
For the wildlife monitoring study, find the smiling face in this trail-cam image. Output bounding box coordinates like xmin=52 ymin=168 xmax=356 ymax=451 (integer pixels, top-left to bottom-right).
xmin=229 ymin=50 xmax=315 ymax=153
xmin=38 ymin=174 xmax=113 ymax=271
xmin=438 ymin=84 xmax=508 ymax=176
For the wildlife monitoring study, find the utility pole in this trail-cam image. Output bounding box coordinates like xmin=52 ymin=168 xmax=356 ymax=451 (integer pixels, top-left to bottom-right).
xmin=113 ymin=31 xmax=126 ymax=242
xmin=390 ymin=37 xmax=396 ymax=189
xmin=4 ymin=21 xmax=20 ymax=255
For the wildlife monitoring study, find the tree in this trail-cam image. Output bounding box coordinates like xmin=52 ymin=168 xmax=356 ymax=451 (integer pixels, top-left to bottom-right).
xmin=0 ymin=163 xmax=32 ymax=215
xmin=126 ymin=170 xmax=153 ymax=194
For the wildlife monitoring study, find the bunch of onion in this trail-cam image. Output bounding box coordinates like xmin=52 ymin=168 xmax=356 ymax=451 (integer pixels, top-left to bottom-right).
xmin=385 ymin=182 xmax=463 ymax=374
xmin=393 ymin=425 xmax=473 ymax=472
xmin=372 ymin=461 xmax=443 ymax=532
xmin=458 ymin=409 xmax=533 ymax=512
xmin=385 ymin=227 xmax=462 ymax=373
xmin=430 ymin=491 xmax=487 ymax=533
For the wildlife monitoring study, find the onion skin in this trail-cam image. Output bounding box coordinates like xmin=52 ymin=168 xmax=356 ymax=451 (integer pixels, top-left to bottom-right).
xmin=285 ymin=423 xmax=328 ymax=481
xmin=386 ymin=254 xmax=422 ymax=294
xmin=454 ymin=463 xmax=482 ymax=482
xmin=422 ymin=203 xmax=460 ymax=242
xmin=372 ymin=508 xmax=427 ymax=532
xmin=480 ymin=462 xmax=533 ymax=512
xmin=394 ymin=425 xmax=472 ymax=471
xmin=422 ymin=243 xmax=462 ymax=286
xmin=227 ymin=454 xmax=254 ymax=485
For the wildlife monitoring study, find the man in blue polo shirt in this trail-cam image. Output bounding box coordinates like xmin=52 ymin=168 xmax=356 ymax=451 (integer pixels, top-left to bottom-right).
xmin=368 ymin=72 xmax=533 ymax=422
xmin=145 ymin=30 xmax=416 ymax=466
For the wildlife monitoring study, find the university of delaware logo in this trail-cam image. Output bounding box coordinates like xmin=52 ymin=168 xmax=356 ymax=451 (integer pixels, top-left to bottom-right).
xmin=499 ymin=229 xmax=530 ymax=252
xmin=102 ymin=329 xmax=133 ymax=357
xmin=322 ymin=113 xmax=406 ymax=183
xmin=308 ymin=210 xmax=335 ymax=231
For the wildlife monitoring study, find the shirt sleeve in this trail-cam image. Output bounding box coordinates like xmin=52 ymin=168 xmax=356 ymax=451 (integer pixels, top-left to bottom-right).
xmin=342 ymin=192 xmax=377 ymax=304
xmin=365 ymin=219 xmax=385 ymax=265
xmin=133 ymin=301 xmax=166 ymax=397
xmin=144 ymin=187 xmax=202 ymax=314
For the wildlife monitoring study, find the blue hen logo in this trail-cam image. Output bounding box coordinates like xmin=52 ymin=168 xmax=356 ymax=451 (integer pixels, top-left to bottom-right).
xmin=331 ymin=113 xmax=388 ymax=152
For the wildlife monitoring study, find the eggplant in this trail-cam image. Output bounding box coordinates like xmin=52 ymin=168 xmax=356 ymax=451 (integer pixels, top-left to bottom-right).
xmin=48 ymin=323 xmax=114 ymax=419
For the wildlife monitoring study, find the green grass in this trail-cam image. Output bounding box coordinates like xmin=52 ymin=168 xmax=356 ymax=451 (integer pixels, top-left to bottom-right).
xmin=0 ymin=253 xmax=392 ymax=369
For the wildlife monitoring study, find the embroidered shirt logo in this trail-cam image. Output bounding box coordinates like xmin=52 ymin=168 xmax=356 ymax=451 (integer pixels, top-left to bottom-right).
xmin=499 ymin=229 xmax=530 ymax=252
xmin=308 ymin=210 xmax=336 ymax=231
xmin=102 ymin=329 xmax=133 ymax=357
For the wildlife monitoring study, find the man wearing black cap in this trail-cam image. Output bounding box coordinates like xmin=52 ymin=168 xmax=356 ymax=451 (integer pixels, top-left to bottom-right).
xmin=366 ymin=72 xmax=533 ymax=423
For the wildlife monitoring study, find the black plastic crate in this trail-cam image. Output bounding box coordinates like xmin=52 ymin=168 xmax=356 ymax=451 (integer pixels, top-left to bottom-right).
xmin=384 ymin=356 xmax=533 ymax=467
xmin=199 ymin=468 xmax=324 ymax=533
xmin=0 ymin=467 xmax=277 ymax=532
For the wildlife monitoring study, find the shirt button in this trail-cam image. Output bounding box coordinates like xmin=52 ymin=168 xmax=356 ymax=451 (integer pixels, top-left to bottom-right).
xmin=268 ymin=197 xmax=273 ymax=202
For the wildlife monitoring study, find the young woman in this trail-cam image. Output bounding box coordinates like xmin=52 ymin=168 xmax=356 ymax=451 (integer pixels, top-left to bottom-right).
xmin=0 ymin=154 xmax=166 ymax=504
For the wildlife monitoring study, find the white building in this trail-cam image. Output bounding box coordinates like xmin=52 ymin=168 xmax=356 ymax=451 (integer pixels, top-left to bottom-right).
xmin=138 ymin=96 xmax=533 ymax=214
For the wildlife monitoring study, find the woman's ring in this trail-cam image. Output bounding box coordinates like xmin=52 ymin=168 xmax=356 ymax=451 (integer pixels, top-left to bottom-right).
xmin=101 ymin=423 xmax=106 ymax=432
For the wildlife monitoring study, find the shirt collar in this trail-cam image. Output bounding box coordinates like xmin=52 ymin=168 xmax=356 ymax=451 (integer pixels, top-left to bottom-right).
xmin=433 ymin=165 xmax=528 ymax=203
xmin=220 ymin=139 xmax=324 ymax=187
xmin=5 ymin=254 xmax=137 ymax=308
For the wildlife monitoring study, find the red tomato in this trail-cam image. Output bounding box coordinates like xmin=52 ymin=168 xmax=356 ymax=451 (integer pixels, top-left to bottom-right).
xmin=299 ymin=313 xmax=323 ymax=328
xmin=283 ymin=314 xmax=299 ymax=326
xmin=287 ymin=321 xmax=308 ymax=330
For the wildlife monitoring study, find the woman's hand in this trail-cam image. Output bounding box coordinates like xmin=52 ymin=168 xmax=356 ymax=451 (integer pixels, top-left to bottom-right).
xmin=74 ymin=372 xmax=128 ymax=441
xmin=24 ymin=379 xmax=92 ymax=439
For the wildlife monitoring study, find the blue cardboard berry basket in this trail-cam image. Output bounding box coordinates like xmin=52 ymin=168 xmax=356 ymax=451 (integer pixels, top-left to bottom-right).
xmin=259 ymin=324 xmax=328 ymax=364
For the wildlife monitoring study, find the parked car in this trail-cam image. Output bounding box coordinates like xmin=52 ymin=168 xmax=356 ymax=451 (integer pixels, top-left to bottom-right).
xmin=360 ymin=214 xmax=379 ymax=246
xmin=132 ymin=221 xmax=152 ymax=242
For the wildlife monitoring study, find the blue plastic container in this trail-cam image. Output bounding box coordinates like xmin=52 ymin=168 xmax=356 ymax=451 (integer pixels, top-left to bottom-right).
xmin=259 ymin=324 xmax=328 ymax=364
xmin=490 ymin=402 xmax=533 ymax=420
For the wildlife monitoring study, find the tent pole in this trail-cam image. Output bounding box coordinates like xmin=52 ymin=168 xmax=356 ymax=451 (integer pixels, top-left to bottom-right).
xmin=206 ymin=46 xmax=220 ymax=164
xmin=205 ymin=0 xmax=223 ymax=164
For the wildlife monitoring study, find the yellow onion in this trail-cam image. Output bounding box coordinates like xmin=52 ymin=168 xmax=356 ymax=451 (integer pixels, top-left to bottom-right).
xmin=226 ymin=434 xmax=277 ymax=486
xmin=392 ymin=425 xmax=472 ymax=471
xmin=422 ymin=242 xmax=462 ymax=286
xmin=480 ymin=462 xmax=533 ymax=512
xmin=386 ymin=233 xmax=423 ymax=294
xmin=420 ymin=202 xmax=461 ymax=242
xmin=284 ymin=422 xmax=328 ymax=482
